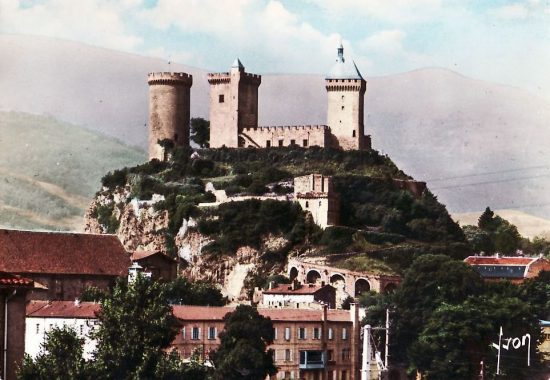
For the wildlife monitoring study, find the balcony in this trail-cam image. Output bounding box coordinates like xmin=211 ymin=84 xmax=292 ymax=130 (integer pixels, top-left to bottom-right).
xmin=299 ymin=350 xmax=325 ymax=369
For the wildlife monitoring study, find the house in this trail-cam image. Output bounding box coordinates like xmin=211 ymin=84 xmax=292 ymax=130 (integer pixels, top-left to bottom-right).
xmin=25 ymin=300 xmax=100 ymax=360
xmin=131 ymin=250 xmax=177 ymax=282
xmin=0 ymin=229 xmax=132 ymax=300
xmin=171 ymin=304 xmax=361 ymax=380
xmin=464 ymin=255 xmax=550 ymax=284
xmin=0 ymin=272 xmax=36 ymax=380
xmin=258 ymin=282 xmax=337 ymax=310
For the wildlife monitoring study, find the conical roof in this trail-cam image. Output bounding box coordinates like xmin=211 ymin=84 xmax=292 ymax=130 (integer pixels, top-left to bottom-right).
xmin=232 ymin=58 xmax=244 ymax=69
xmin=326 ymin=44 xmax=364 ymax=80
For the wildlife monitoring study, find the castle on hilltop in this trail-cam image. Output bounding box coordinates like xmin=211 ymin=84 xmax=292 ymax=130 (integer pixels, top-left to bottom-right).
xmin=147 ymin=43 xmax=370 ymax=160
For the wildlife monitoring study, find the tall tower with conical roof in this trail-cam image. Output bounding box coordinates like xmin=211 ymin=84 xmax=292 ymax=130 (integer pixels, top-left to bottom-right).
xmin=208 ymin=59 xmax=261 ymax=148
xmin=325 ymin=42 xmax=370 ymax=150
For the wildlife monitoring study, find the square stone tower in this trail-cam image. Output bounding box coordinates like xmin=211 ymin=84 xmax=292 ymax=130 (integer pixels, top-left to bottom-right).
xmin=325 ymin=43 xmax=370 ymax=150
xmin=147 ymin=72 xmax=192 ymax=160
xmin=208 ymin=59 xmax=261 ymax=148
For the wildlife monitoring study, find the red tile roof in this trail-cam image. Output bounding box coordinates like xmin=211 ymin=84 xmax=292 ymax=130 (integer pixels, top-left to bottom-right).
xmin=26 ymin=300 xmax=100 ymax=318
xmin=464 ymin=256 xmax=539 ymax=266
xmin=0 ymin=229 xmax=131 ymax=276
xmin=131 ymin=250 xmax=176 ymax=263
xmin=172 ymin=305 xmax=352 ymax=323
xmin=263 ymin=283 xmax=332 ymax=295
xmin=0 ymin=272 xmax=34 ymax=287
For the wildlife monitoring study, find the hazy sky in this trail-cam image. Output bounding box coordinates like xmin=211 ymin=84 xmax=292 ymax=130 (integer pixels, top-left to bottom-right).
xmin=2 ymin=0 xmax=550 ymax=100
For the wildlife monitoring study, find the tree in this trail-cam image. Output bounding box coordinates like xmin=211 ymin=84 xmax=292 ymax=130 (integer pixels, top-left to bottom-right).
xmin=210 ymin=305 xmax=276 ymax=380
xmin=92 ymin=275 xmax=180 ymax=379
xmin=478 ymin=206 xmax=497 ymax=231
xmin=165 ymin=277 xmax=226 ymax=306
xmin=462 ymin=224 xmax=494 ymax=254
xmin=18 ymin=326 xmax=90 ymax=380
xmin=190 ymin=118 xmax=210 ymax=148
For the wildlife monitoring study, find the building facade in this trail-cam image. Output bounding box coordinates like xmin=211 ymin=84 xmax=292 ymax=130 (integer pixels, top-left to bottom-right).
xmin=171 ymin=304 xmax=361 ymax=380
xmin=0 ymin=229 xmax=131 ymax=300
xmin=259 ymin=282 xmax=337 ymax=310
xmin=294 ymin=174 xmax=340 ymax=228
xmin=148 ymin=72 xmax=193 ymax=160
xmin=25 ymin=300 xmax=100 ymax=360
xmin=464 ymin=255 xmax=550 ymax=284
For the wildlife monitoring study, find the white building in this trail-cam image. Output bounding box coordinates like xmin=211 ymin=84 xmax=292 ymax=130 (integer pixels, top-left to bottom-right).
xmin=258 ymin=282 xmax=337 ymax=310
xmin=25 ymin=300 xmax=100 ymax=360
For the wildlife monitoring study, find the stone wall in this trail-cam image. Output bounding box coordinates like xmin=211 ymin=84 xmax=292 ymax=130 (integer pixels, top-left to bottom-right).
xmin=148 ymin=72 xmax=192 ymax=160
xmin=241 ymin=125 xmax=329 ymax=148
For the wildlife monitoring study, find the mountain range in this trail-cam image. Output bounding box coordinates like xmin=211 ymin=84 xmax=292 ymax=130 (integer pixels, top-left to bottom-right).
xmin=1 ymin=34 xmax=549 ymax=227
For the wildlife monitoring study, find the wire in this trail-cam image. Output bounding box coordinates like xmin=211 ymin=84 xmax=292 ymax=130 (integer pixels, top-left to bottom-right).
xmin=426 ymin=165 xmax=550 ymax=182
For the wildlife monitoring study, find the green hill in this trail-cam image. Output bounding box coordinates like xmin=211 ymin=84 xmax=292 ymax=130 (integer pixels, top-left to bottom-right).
xmin=0 ymin=112 xmax=146 ymax=230
xmin=94 ymin=146 xmax=469 ymax=276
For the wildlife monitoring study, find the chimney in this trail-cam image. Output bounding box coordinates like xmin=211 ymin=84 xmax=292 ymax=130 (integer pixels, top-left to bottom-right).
xmin=291 ymin=279 xmax=301 ymax=291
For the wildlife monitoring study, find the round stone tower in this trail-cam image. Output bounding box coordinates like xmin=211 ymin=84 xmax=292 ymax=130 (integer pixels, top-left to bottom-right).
xmin=147 ymin=72 xmax=193 ymax=160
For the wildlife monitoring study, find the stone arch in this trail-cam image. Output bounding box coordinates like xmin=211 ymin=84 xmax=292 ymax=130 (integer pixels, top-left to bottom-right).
xmin=384 ymin=283 xmax=397 ymax=294
xmin=354 ymin=278 xmax=371 ymax=297
xmin=289 ymin=267 xmax=299 ymax=282
xmin=306 ymin=269 xmax=321 ymax=284
xmin=329 ymin=273 xmax=346 ymax=288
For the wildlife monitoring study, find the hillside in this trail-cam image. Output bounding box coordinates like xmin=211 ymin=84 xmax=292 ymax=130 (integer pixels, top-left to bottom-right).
xmin=85 ymin=146 xmax=469 ymax=299
xmin=0 ymin=112 xmax=146 ymax=230
xmin=2 ymin=34 xmax=550 ymax=220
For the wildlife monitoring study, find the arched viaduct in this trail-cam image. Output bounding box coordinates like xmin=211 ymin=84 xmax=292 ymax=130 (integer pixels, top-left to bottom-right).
xmin=287 ymin=258 xmax=401 ymax=297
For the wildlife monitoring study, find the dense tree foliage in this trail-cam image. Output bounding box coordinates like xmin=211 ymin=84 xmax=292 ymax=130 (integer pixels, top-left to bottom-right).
xmin=463 ymin=207 xmax=522 ymax=255
xmin=18 ymin=327 xmax=90 ymax=380
xmin=190 ymin=118 xmax=210 ymax=148
xmin=165 ymin=276 xmax=226 ymax=306
xmin=364 ymin=255 xmax=546 ymax=379
xmin=210 ymin=305 xmax=276 ymax=380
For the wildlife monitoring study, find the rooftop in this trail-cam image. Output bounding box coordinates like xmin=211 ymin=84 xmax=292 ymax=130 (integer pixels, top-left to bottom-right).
xmin=0 ymin=271 xmax=34 ymax=287
xmin=26 ymin=300 xmax=100 ymax=319
xmin=0 ymin=229 xmax=131 ymax=276
xmin=263 ymin=283 xmax=332 ymax=295
xmin=464 ymin=256 xmax=543 ymax=266
xmin=172 ymin=305 xmax=352 ymax=323
xmin=326 ymin=43 xmax=364 ymax=81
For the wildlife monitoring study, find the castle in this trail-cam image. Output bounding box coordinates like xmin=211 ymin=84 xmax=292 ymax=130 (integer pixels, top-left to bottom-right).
xmin=147 ymin=43 xmax=371 ymax=160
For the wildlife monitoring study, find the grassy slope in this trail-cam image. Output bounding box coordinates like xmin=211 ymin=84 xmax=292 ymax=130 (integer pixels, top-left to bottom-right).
xmin=0 ymin=112 xmax=146 ymax=230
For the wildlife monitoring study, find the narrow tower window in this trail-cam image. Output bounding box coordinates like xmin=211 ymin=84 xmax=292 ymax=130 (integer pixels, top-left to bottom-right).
xmin=341 ymin=105 xmax=345 ymax=110
xmin=303 ymin=139 xmax=308 ymax=147
xmin=352 ymin=130 xmax=356 ymax=137
xmin=266 ymin=140 xmax=271 ymax=147
xmin=219 ymin=94 xmax=224 ymax=103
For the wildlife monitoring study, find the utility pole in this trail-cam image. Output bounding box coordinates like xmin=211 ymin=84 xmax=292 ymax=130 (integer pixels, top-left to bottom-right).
xmin=385 ymin=308 xmax=390 ymax=368
xmin=361 ymin=324 xmax=372 ymax=380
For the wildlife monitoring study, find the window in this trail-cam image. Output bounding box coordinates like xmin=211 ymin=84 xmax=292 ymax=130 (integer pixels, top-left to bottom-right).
xmin=313 ymin=327 xmax=321 ymax=339
xmin=266 ymin=140 xmax=271 ymax=147
xmin=352 ymin=130 xmax=356 ymax=137
xmin=342 ymin=348 xmax=351 ymax=361
xmin=305 ymin=201 xmax=309 ymax=208
xmin=80 ymin=325 xmax=84 ymax=334
xmin=341 ymin=370 xmax=347 ymax=380
xmin=208 ymin=326 xmax=216 ymax=340
xmin=290 ymin=139 xmax=296 ymax=145
xmin=303 ymin=139 xmax=308 ymax=147
xmin=273 ymin=327 xmax=278 ymax=340
xmin=278 ymin=139 xmax=284 ymax=147
xmin=298 ymin=327 xmax=306 ymax=340
xmin=192 ymin=327 xmax=200 ymax=340
xmin=285 ymin=327 xmax=291 ymax=340
xmin=181 ymin=327 xmax=186 ymax=339
xmin=36 ymin=324 xmax=40 ymax=334
xmin=328 ymin=327 xmax=333 ymax=340
xmin=285 ymin=371 xmax=291 ymax=379
xmin=341 ymin=105 xmax=345 ymax=110
xmin=285 ymin=349 xmax=291 ymax=361
xmin=342 ymin=327 xmax=348 ymax=340
xmin=219 ymin=94 xmax=224 ymax=103
xmin=327 ymin=350 xmax=334 ymax=361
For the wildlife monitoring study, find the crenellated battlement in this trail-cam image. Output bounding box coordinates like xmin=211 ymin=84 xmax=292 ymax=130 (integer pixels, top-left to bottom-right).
xmin=247 ymin=125 xmax=330 ymax=132
xmin=207 ymin=72 xmax=231 ymax=84
xmin=325 ymin=79 xmax=365 ymax=92
xmin=148 ymin=72 xmax=193 ymax=86
xmin=240 ymin=72 xmax=261 ymax=85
